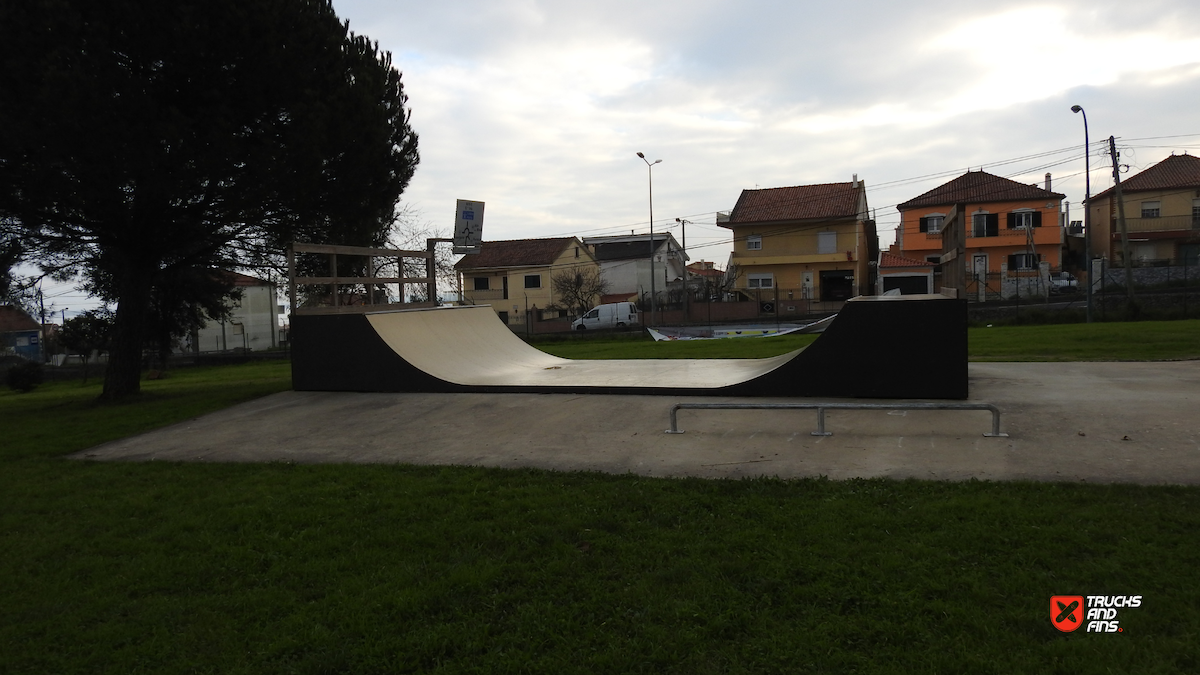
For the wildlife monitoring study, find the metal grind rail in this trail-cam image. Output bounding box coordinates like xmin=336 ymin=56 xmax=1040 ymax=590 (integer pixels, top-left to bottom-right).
xmin=665 ymin=402 xmax=1008 ymax=437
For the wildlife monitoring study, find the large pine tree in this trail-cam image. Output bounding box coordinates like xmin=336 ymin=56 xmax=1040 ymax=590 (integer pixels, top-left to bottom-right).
xmin=0 ymin=0 xmax=419 ymax=399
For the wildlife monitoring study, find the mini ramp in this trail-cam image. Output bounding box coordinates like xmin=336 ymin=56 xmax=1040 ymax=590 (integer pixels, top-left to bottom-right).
xmin=292 ymin=294 xmax=967 ymax=399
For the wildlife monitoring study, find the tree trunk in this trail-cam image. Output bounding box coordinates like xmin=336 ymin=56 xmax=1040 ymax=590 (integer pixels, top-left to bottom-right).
xmin=101 ymin=273 xmax=152 ymax=400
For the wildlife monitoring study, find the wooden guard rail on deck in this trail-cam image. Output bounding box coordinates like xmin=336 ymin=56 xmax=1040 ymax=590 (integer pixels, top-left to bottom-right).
xmin=287 ymin=242 xmax=437 ymax=316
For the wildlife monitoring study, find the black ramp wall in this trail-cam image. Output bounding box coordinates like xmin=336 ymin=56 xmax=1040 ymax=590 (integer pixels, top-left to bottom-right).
xmin=291 ymin=294 xmax=967 ymax=399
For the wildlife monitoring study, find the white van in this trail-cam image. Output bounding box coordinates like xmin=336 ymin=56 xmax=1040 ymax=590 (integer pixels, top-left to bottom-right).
xmin=571 ymin=302 xmax=640 ymax=330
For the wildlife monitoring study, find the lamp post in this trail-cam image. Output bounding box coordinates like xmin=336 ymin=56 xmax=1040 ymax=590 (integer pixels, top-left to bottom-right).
xmin=1071 ymin=104 xmax=1093 ymax=323
xmin=637 ymin=152 xmax=662 ymax=324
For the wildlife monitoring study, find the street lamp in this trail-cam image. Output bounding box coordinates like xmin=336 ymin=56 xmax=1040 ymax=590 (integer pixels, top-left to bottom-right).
xmin=1071 ymin=104 xmax=1093 ymax=323
xmin=637 ymin=152 xmax=662 ymax=324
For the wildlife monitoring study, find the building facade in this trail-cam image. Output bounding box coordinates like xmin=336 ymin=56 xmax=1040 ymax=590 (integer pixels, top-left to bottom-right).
xmin=719 ymin=179 xmax=878 ymax=306
xmin=454 ymin=237 xmax=602 ymax=325
xmin=582 ymin=233 xmax=686 ymax=304
xmin=896 ymin=171 xmax=1065 ymax=284
xmin=1086 ymin=153 xmax=1200 ymax=267
xmin=191 ymin=272 xmax=282 ymax=353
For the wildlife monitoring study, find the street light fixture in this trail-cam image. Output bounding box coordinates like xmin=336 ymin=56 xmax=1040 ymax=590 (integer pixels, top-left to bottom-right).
xmin=1070 ymin=105 xmax=1093 ymax=323
xmin=637 ymin=152 xmax=662 ymax=324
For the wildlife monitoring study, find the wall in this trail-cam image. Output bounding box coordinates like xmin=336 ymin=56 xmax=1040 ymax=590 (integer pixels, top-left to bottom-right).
xmin=193 ymin=284 xmax=280 ymax=352
xmin=728 ymin=219 xmax=868 ymax=300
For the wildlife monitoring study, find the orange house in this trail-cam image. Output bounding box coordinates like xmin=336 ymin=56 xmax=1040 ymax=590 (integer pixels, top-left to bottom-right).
xmin=896 ymin=171 xmax=1064 ymax=279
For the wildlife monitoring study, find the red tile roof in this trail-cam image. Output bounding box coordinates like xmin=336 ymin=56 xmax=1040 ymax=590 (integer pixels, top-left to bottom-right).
xmin=724 ymin=182 xmax=863 ymax=224
xmin=454 ymin=238 xmax=580 ymax=270
xmin=1092 ymin=153 xmax=1200 ymax=200
xmin=880 ymin=252 xmax=934 ymax=269
xmin=220 ymin=271 xmax=273 ymax=287
xmin=897 ymin=171 xmax=1064 ymax=210
xmin=0 ymin=305 xmax=40 ymax=332
xmin=600 ymin=293 xmax=637 ymax=305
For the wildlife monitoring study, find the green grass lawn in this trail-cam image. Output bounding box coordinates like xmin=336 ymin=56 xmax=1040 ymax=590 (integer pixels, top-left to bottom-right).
xmin=536 ymin=319 xmax=1200 ymax=362
xmin=3 ymin=336 xmax=1199 ymax=673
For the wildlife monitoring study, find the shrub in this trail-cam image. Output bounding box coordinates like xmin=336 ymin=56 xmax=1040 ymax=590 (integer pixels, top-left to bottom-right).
xmin=5 ymin=360 xmax=44 ymax=393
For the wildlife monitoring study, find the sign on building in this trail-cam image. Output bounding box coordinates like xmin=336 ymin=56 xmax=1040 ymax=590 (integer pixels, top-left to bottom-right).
xmin=453 ymin=199 xmax=484 ymax=254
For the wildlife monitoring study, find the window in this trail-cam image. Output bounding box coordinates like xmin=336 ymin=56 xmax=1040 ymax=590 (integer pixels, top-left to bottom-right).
xmin=919 ymin=215 xmax=944 ymax=234
xmin=524 ymin=274 xmax=541 ymax=289
xmin=747 ymin=274 xmax=773 ymax=289
xmin=817 ymin=231 xmax=837 ymax=254
xmin=473 ymin=277 xmax=489 ymax=291
xmin=1008 ymin=211 xmax=1037 ymax=229
xmin=1141 ymin=201 xmax=1161 ymax=218
xmin=972 ymin=213 xmax=998 ymax=238
xmin=746 ymin=235 xmax=762 ymax=251
xmin=1007 ymin=253 xmax=1041 ymax=270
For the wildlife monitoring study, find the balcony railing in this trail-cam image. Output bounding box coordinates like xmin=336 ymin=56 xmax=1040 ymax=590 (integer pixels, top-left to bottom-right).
xmin=1118 ymin=215 xmax=1200 ymax=233
xmin=966 ymin=228 xmax=1057 ymax=241
xmin=466 ymin=289 xmax=507 ymax=301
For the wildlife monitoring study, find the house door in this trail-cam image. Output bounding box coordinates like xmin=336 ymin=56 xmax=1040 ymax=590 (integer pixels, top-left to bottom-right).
xmin=972 ymin=254 xmax=988 ymax=281
xmin=973 ymin=254 xmax=988 ymax=301
xmin=801 ymin=272 xmax=813 ymax=299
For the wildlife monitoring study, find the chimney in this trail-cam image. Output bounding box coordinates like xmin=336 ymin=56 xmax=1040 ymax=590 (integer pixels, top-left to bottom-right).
xmin=1045 ymin=173 xmax=1051 ymax=192
xmin=852 ymin=173 xmax=858 ymax=187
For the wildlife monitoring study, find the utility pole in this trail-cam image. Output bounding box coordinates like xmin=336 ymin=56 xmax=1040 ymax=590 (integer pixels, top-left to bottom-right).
xmin=676 ymin=218 xmax=691 ymax=322
xmin=1108 ymin=136 xmax=1136 ymax=305
xmin=37 ymin=281 xmax=46 ymax=362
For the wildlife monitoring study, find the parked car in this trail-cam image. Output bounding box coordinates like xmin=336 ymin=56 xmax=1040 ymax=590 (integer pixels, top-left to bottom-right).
xmin=1050 ymin=272 xmax=1079 ymax=294
xmin=571 ymin=302 xmax=640 ymax=330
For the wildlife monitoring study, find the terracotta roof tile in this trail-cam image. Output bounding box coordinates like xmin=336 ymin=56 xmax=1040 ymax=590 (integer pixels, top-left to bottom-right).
xmin=724 ymin=182 xmax=863 ymax=224
xmin=1092 ymin=153 xmax=1200 ymax=200
xmin=454 ymin=237 xmax=579 ymax=270
xmin=897 ymin=171 xmax=1064 ymax=210
xmin=880 ymin=252 xmax=934 ymax=268
xmin=219 ymin=271 xmax=273 ymax=286
xmin=0 ymin=305 xmax=40 ymax=332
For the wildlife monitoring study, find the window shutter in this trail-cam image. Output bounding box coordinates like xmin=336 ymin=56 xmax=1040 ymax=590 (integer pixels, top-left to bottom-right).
xmin=1032 ymin=211 xmax=1042 ymax=227
xmin=919 ymin=217 xmax=929 ymax=233
xmin=1007 ymin=254 xmax=1016 ymax=269
xmin=1036 ymin=253 xmax=1042 ymax=263
xmin=1006 ymin=213 xmax=1016 ymax=229
xmin=988 ymin=214 xmax=999 ymax=237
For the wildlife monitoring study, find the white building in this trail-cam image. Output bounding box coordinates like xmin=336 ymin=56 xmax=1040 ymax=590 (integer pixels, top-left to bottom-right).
xmin=583 ymin=233 xmax=688 ymax=302
xmin=191 ymin=272 xmax=282 ymax=353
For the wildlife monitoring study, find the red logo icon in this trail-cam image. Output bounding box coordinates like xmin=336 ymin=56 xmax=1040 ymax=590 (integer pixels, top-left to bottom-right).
xmin=1052 ymin=595 xmax=1085 ymax=632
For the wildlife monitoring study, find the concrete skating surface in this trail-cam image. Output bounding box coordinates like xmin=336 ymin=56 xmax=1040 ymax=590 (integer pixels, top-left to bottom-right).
xmin=76 ymin=362 xmax=1200 ymax=485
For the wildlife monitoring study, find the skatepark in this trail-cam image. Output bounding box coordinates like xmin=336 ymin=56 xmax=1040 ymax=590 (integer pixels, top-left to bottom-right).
xmin=80 ymin=358 xmax=1200 ymax=485
xmin=75 ymin=266 xmax=1200 ymax=484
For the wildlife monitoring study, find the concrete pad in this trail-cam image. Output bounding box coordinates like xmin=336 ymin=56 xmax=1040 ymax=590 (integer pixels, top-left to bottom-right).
xmin=75 ymin=362 xmax=1200 ymax=485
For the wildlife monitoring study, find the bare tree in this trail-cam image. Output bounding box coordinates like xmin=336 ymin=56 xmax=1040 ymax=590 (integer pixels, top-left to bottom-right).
xmin=551 ymin=267 xmax=609 ymax=317
xmin=386 ymin=205 xmax=458 ymax=303
xmin=720 ymin=262 xmax=741 ymax=301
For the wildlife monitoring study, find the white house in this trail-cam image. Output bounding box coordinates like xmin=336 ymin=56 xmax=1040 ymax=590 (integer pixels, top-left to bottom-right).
xmin=583 ymin=233 xmax=688 ymax=303
xmin=191 ymin=272 xmax=282 ymax=353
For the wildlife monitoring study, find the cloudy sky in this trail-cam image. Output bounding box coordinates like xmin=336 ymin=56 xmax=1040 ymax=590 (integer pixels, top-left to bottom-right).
xmin=337 ymin=0 xmax=1200 ymax=263
xmin=38 ymin=0 xmax=1200 ymax=316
